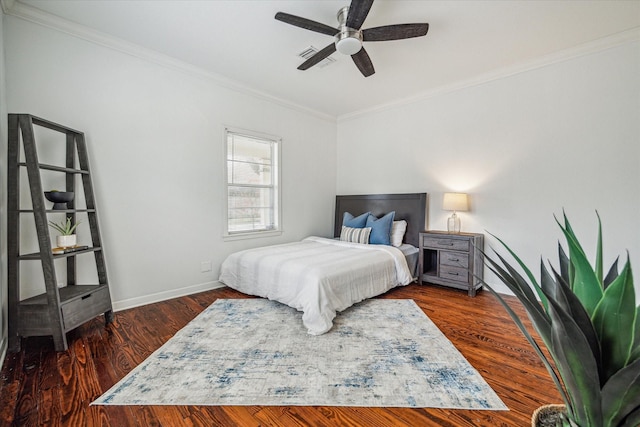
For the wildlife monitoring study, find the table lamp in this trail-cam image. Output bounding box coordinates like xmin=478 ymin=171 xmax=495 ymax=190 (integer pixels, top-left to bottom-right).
xmin=443 ymin=192 xmax=468 ymax=234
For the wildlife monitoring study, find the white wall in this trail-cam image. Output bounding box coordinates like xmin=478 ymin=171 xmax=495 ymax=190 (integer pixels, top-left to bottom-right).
xmin=337 ymin=40 xmax=640 ymax=298
xmin=3 ymin=16 xmax=337 ymax=309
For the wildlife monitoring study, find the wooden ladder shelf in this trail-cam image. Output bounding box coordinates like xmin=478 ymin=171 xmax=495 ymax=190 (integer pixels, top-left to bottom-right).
xmin=7 ymin=114 xmax=113 ymax=352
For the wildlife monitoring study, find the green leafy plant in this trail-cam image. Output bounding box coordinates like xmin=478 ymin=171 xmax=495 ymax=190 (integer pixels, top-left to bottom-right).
xmin=48 ymin=217 xmax=81 ymax=236
xmin=481 ymin=213 xmax=640 ymax=427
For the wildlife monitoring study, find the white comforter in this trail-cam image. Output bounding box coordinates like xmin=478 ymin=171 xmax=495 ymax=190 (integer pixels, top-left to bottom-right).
xmin=218 ymin=236 xmax=413 ymax=335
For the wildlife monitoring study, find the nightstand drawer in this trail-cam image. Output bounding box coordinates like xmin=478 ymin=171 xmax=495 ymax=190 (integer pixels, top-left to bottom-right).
xmin=422 ymin=236 xmax=469 ymax=252
xmin=439 ymin=265 xmax=469 ymax=283
xmin=440 ymin=251 xmax=469 ymax=268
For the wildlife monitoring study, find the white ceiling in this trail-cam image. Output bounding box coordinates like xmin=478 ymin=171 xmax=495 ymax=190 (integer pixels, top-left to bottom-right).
xmin=13 ymin=0 xmax=640 ymax=118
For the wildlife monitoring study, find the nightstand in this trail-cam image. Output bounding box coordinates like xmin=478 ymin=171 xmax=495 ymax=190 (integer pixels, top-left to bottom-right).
xmin=418 ymin=231 xmax=484 ymax=297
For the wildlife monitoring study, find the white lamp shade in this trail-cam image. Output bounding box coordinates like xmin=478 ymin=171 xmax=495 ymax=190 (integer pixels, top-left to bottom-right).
xmin=443 ymin=193 xmax=469 ymax=212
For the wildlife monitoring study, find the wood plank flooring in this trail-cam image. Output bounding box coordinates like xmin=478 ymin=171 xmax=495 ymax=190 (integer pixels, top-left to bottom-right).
xmin=0 ymin=284 xmax=561 ymax=426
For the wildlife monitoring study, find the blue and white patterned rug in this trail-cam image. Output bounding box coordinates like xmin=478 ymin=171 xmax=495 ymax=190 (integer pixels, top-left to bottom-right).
xmin=93 ymin=299 xmax=506 ymax=409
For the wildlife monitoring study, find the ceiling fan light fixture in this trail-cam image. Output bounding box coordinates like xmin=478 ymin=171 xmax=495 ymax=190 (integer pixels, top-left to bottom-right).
xmin=335 ymin=31 xmax=362 ymax=55
xmin=276 ymin=0 xmax=429 ymax=77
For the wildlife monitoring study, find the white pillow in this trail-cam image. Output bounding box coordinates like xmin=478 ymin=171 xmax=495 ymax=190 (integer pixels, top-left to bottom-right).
xmin=340 ymin=226 xmax=371 ymax=244
xmin=390 ymin=220 xmax=407 ymax=247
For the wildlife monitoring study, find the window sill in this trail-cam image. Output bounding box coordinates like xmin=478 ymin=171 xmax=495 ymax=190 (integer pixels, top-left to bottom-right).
xmin=223 ymin=230 xmax=283 ymax=241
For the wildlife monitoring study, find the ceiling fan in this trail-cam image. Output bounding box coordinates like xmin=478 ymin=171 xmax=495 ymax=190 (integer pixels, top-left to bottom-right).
xmin=275 ymin=0 xmax=429 ymax=77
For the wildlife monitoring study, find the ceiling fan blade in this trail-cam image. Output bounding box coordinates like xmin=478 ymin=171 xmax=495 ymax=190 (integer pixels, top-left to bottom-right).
xmin=275 ymin=12 xmax=339 ymax=36
xmin=346 ymin=0 xmax=374 ymax=30
xmin=297 ymin=43 xmax=337 ymax=70
xmin=363 ymin=23 xmax=429 ymax=41
xmin=351 ymin=47 xmax=375 ymax=77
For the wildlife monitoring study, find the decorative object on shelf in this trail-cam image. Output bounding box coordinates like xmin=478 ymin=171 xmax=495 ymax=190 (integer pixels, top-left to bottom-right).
xmin=56 ymin=235 xmax=76 ymax=249
xmin=481 ymin=213 xmax=640 ymax=427
xmin=48 ymin=217 xmax=81 ymax=248
xmin=443 ymin=192 xmax=468 ymax=233
xmin=52 ymin=245 xmax=88 ymax=255
xmin=44 ymin=190 xmax=74 ymax=210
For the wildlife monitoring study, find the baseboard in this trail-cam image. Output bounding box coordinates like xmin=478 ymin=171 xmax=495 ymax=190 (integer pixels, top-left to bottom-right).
xmin=111 ymin=281 xmax=224 ymax=312
xmin=0 ymin=337 xmax=7 ymax=370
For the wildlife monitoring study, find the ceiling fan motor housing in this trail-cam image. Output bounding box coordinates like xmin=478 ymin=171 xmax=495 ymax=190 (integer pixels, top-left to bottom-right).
xmin=335 ymin=6 xmax=363 ymax=55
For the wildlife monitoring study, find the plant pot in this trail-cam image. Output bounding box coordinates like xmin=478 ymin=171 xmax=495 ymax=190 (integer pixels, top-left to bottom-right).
xmin=56 ymin=234 xmax=77 ymax=248
xmin=532 ymin=404 xmax=571 ymax=427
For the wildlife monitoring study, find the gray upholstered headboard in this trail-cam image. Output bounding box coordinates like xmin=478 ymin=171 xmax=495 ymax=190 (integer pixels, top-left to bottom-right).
xmin=334 ymin=193 xmax=428 ymax=248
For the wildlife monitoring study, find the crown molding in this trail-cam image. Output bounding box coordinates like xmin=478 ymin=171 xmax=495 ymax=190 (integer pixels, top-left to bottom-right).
xmin=1 ymin=0 xmax=15 ymax=14
xmin=3 ymin=0 xmax=336 ymax=122
xmin=338 ymin=26 xmax=640 ymax=122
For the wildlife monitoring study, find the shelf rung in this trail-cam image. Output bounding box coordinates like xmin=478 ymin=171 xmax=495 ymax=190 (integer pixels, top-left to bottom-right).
xmin=19 ymin=162 xmax=88 ymax=174
xmin=30 ymin=116 xmax=83 ymax=134
xmin=19 ymin=247 xmax=102 ymax=260
xmin=19 ymin=209 xmax=96 ymax=214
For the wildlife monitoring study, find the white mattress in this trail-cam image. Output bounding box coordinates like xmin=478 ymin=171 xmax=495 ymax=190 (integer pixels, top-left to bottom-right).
xmin=218 ymin=236 xmax=413 ymax=335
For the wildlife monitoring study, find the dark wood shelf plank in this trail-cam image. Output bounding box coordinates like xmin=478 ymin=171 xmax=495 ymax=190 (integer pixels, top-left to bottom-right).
xmin=18 ymin=247 xmax=102 ymax=260
xmin=18 ymin=162 xmax=88 ymax=174
xmin=30 ymin=115 xmax=83 ymax=134
xmin=19 ymin=209 xmax=97 ymax=213
xmin=19 ymin=284 xmax=108 ymax=306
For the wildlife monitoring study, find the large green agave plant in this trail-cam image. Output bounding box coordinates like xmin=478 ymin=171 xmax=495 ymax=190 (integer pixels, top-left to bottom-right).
xmin=481 ymin=213 xmax=640 ymax=427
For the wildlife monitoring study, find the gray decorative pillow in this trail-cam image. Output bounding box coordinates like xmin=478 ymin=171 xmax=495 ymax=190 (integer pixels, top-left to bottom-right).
xmin=340 ymin=226 xmax=371 ymax=244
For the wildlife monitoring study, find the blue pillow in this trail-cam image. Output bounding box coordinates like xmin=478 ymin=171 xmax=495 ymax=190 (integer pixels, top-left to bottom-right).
xmin=366 ymin=211 xmax=396 ymax=245
xmin=343 ymin=211 xmax=370 ymax=228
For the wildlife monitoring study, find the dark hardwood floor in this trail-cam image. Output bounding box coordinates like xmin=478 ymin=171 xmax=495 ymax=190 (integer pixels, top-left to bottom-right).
xmin=0 ymin=284 xmax=561 ymax=426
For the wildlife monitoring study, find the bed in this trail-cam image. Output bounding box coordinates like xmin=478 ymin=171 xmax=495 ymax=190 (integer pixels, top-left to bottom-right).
xmin=219 ymin=193 xmax=428 ymax=335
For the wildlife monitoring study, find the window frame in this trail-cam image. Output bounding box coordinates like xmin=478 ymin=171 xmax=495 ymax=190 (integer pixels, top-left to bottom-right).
xmin=223 ymin=126 xmax=282 ymax=240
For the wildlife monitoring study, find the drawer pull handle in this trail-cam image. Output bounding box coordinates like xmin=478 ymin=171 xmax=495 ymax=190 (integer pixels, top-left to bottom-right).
xmin=438 ymin=242 xmax=454 ymax=246
xmin=81 ymin=294 xmax=92 ymax=300
xmin=449 ymin=258 xmax=460 ymax=262
xmin=447 ymin=272 xmax=460 ymax=276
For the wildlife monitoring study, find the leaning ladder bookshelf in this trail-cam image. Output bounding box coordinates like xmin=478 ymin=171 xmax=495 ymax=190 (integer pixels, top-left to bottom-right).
xmin=7 ymin=114 xmax=113 ymax=352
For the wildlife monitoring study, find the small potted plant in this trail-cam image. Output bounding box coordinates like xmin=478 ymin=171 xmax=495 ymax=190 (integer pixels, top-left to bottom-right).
xmin=49 ymin=217 xmax=81 ymax=248
xmin=481 ymin=213 xmax=639 ymax=427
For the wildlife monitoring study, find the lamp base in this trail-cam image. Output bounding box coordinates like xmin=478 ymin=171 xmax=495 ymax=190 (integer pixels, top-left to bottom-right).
xmin=447 ymin=213 xmax=461 ymax=234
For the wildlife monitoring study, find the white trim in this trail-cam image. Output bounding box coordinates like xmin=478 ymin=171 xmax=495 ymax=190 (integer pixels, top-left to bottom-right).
xmin=338 ymin=27 xmax=640 ymax=122
xmin=2 ymin=0 xmax=335 ymax=123
xmin=111 ymin=281 xmax=224 ymax=312
xmin=0 ymin=338 xmax=7 ymax=371
xmin=223 ymin=229 xmax=284 ymax=242
xmin=1 ymin=0 xmax=15 ymax=14
xmin=224 ymin=126 xmax=281 ymax=146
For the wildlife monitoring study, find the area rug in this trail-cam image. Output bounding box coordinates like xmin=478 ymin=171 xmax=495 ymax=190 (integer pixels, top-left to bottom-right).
xmin=92 ymin=299 xmax=507 ymax=409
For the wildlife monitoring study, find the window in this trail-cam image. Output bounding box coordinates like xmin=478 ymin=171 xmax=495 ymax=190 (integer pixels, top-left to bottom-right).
xmin=224 ymin=128 xmax=280 ymax=237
